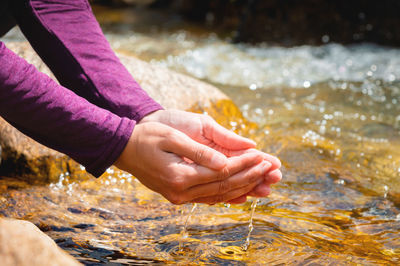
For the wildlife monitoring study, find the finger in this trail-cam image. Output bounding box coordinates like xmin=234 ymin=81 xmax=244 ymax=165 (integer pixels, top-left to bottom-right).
xmin=191 ymin=177 xmax=264 ymax=204
xmin=177 ymin=152 xmax=264 ymax=189
xmin=247 ymin=170 xmax=281 ymax=198
xmin=187 ymin=161 xmax=271 ymax=202
xmin=164 ymin=129 xmax=228 ymax=170
xmin=264 ymin=169 xmax=282 ymax=184
xmin=262 ymin=154 xmax=281 ymax=170
xmin=202 ymin=116 xmax=256 ymax=150
xmin=187 ymin=161 xmax=270 ymax=199
xmin=247 ymin=184 xmax=271 ymax=197
xmin=227 ymin=195 xmax=247 ymax=204
xmin=228 ymin=149 xmax=281 ymax=170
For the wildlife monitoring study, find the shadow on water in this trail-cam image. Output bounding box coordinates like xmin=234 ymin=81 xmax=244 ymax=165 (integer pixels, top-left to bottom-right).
xmin=56 ymin=238 xmax=164 ymax=265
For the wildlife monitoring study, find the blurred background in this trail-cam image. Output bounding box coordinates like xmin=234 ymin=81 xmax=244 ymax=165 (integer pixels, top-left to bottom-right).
xmin=92 ymin=0 xmax=400 ymax=46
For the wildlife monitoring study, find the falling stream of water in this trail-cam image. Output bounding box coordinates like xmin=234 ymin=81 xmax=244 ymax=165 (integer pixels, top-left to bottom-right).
xmin=179 ymin=198 xmax=259 ymax=253
xmin=242 ymin=198 xmax=259 ymax=251
xmin=178 ymin=203 xmax=197 ymax=252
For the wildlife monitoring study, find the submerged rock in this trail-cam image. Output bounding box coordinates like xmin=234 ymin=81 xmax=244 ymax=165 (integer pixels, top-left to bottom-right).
xmin=0 ymin=218 xmax=81 ymax=266
xmin=0 ymin=41 xmax=228 ymax=183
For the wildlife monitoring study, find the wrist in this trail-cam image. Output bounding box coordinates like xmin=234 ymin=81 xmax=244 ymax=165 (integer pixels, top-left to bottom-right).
xmin=138 ymin=110 xmax=165 ymax=124
xmin=114 ymin=128 xmax=136 ymax=172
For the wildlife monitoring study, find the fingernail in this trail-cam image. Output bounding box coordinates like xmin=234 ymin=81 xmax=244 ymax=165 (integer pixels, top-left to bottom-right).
xmin=262 ymin=162 xmax=272 ymax=175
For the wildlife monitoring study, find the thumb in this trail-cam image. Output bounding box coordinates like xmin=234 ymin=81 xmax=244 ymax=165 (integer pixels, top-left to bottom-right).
xmin=164 ymin=129 xmax=228 ymax=170
xmin=203 ymin=116 xmax=256 ymax=150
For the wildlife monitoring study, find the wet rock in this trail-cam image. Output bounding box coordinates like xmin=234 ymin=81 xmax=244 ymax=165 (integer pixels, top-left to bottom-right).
xmin=0 ymin=116 xmax=88 ymax=184
xmin=4 ymin=41 xmax=228 ymax=110
xmin=118 ymin=54 xmax=228 ymax=110
xmin=0 ymin=42 xmax=228 ymax=183
xmin=0 ymin=218 xmax=81 ymax=266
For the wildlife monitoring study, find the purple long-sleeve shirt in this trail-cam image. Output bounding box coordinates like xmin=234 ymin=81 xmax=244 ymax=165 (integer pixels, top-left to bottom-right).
xmin=0 ymin=0 xmax=163 ymax=177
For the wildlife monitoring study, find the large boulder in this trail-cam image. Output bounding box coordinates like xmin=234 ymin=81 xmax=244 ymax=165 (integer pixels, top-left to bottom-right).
xmin=0 ymin=41 xmax=228 ymax=183
xmin=0 ymin=116 xmax=86 ymax=184
xmin=0 ymin=218 xmax=81 ymax=266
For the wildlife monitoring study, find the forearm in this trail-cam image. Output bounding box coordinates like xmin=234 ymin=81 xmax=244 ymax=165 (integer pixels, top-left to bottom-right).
xmin=0 ymin=41 xmax=134 ymax=177
xmin=10 ymin=0 xmax=162 ymax=121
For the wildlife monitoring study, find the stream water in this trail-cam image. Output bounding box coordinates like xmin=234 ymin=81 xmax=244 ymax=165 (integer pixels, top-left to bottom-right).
xmin=1 ymin=5 xmax=400 ymax=265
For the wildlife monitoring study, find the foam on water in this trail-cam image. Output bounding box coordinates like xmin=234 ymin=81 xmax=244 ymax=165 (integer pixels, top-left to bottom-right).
xmin=156 ymin=42 xmax=400 ymax=89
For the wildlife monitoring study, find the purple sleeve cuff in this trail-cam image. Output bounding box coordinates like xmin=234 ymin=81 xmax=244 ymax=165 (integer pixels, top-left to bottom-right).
xmin=86 ymin=117 xmax=134 ymax=177
xmin=0 ymin=41 xmax=135 ymax=178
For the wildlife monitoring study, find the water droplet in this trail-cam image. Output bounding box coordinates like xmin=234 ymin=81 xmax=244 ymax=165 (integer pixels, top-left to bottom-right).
xmin=303 ymin=81 xmax=311 ymax=88
xmin=346 ymin=59 xmax=353 ymax=66
xmin=335 ymin=179 xmax=345 ymax=185
xmin=383 ymin=185 xmax=389 ymax=198
xmin=254 ymin=108 xmax=263 ymax=115
xmin=321 ymin=35 xmax=330 ymax=43
xmin=205 ymin=12 xmax=215 ymax=24
xmin=284 ymin=102 xmax=293 ymax=110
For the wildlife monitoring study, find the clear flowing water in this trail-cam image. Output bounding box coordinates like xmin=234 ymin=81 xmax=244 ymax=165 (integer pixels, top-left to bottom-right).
xmin=179 ymin=203 xmax=197 ymax=252
xmin=242 ymin=198 xmax=258 ymax=251
xmin=1 ymin=6 xmax=400 ymax=265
